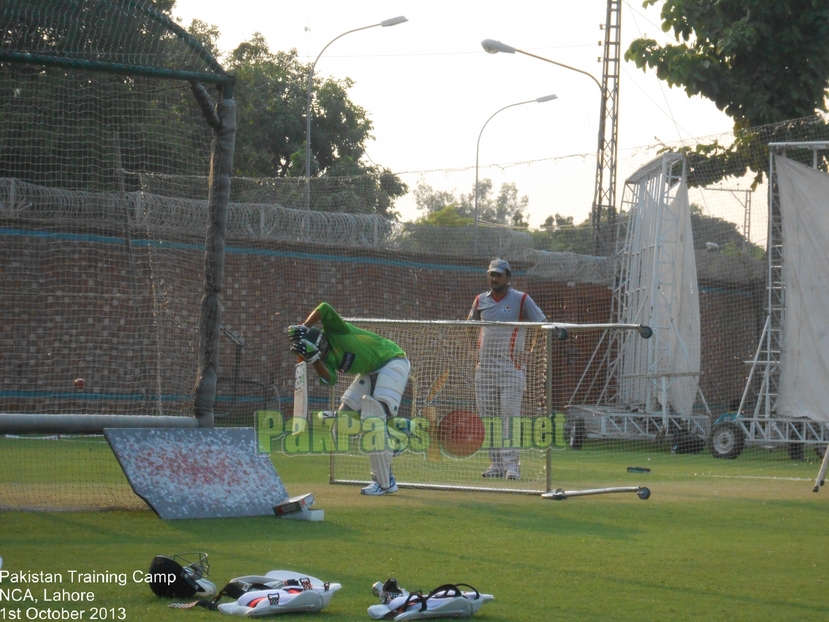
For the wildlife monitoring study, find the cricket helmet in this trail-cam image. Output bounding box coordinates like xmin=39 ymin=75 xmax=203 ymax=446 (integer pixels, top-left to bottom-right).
xmin=148 ymin=552 xmax=216 ymax=599
xmin=305 ymin=327 xmax=330 ymax=361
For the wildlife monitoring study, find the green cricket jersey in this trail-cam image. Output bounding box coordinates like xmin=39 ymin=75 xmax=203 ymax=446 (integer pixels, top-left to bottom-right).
xmin=315 ymin=302 xmax=406 ymax=386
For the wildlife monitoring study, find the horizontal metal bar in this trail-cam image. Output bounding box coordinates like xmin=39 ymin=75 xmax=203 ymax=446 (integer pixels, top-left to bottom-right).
xmin=0 ymin=413 xmax=200 ymax=434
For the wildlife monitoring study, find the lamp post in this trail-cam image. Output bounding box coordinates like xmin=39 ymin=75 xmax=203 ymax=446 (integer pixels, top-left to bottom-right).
xmin=304 ymin=16 xmax=408 ymax=210
xmin=475 ymin=94 xmax=558 ymax=229
xmin=481 ymin=39 xmax=602 ymax=93
xmin=482 ymin=38 xmax=613 ymax=255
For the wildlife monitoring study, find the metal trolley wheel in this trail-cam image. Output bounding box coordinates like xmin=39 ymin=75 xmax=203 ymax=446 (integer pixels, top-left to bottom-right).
xmin=709 ymin=421 xmax=745 ymax=459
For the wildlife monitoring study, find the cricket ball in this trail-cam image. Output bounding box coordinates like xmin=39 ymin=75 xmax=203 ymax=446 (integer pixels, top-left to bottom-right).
xmin=74 ymin=378 xmax=85 ymax=389
xmin=438 ymin=409 xmax=485 ymax=458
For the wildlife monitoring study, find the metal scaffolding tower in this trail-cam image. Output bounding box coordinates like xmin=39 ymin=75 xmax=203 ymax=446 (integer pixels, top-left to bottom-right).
xmin=591 ymin=0 xmax=621 ymax=256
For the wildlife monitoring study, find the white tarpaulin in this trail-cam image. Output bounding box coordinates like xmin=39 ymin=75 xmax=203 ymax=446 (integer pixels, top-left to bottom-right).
xmin=661 ymin=178 xmax=701 ymax=416
xmin=774 ymin=156 xmax=829 ymax=422
xmin=619 ymin=155 xmax=700 ymax=416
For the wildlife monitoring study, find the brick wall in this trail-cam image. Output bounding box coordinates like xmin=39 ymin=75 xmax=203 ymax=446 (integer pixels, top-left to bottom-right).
xmin=1 ymin=227 xmax=762 ymax=418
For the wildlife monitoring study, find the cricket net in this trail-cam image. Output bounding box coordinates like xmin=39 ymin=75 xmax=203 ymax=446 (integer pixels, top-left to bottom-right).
xmin=3 ymin=2 xmax=829 ymax=515
xmin=327 ymin=320 xmax=558 ymax=494
xmin=0 ymin=0 xmax=234 ymax=510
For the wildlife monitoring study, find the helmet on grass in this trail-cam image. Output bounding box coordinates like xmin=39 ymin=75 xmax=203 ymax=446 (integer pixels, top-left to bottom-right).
xmin=148 ymin=552 xmax=216 ymax=599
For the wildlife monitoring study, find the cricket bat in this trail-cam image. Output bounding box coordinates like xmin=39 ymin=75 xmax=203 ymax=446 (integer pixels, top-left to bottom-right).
xmin=423 ymin=369 xmax=451 ymax=462
xmin=293 ymin=360 xmax=308 ymax=435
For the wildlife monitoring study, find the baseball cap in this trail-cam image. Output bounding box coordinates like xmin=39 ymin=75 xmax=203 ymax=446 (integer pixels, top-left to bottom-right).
xmin=487 ymin=259 xmax=511 ymax=274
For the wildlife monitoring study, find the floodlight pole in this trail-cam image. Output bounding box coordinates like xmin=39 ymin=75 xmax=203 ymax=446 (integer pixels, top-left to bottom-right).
xmin=304 ymin=16 xmax=407 ymax=210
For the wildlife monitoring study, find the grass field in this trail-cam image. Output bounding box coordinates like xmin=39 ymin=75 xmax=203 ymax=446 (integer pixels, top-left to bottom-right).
xmin=2 ymin=444 xmax=829 ymax=622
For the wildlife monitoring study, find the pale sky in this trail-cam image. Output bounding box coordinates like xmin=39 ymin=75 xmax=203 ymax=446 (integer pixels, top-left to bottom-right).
xmin=170 ymin=0 xmax=735 ymax=226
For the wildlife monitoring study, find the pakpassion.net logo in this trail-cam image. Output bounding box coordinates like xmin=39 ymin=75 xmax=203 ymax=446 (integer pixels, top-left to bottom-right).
xmin=255 ymin=410 xmax=567 ymax=456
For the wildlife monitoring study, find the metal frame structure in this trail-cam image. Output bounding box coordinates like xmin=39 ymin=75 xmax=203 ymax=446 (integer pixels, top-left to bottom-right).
xmin=326 ymin=320 xmax=651 ymax=495
xmin=591 ymin=0 xmax=622 ymax=256
xmin=716 ymin=142 xmax=829 ymax=459
xmin=569 ymin=153 xmax=710 ymax=446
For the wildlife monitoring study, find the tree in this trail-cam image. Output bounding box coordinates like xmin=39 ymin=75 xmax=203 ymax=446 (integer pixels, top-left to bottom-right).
xmin=224 ymin=38 xmax=329 ymax=178
xmin=185 ymin=18 xmax=221 ymax=59
xmin=626 ymin=0 xmax=829 ymax=185
xmin=415 ymin=205 xmax=473 ymax=228
xmin=414 ymin=179 xmax=529 ymax=227
xmin=201 ymin=33 xmax=406 ymax=216
xmin=530 ymin=214 xmax=593 ymax=254
xmin=0 ymin=0 xmax=214 ymax=190
xmin=529 ymin=207 xmax=762 ymax=258
xmin=688 ymin=204 xmax=764 ymax=258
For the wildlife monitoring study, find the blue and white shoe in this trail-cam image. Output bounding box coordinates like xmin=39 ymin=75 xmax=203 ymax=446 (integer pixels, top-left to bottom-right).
xmin=361 ymin=475 xmax=398 ymax=496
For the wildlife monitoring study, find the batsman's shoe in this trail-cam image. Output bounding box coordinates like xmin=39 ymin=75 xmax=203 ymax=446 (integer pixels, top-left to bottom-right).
xmin=481 ymin=466 xmax=505 ymax=478
xmin=361 ymin=475 xmax=398 ymax=496
xmin=368 ymin=582 xmax=494 ymax=620
xmin=505 ymin=469 xmax=521 ymax=481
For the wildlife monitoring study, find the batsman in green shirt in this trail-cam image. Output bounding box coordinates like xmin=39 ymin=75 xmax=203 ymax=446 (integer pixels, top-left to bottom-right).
xmin=289 ymin=302 xmax=410 ymax=496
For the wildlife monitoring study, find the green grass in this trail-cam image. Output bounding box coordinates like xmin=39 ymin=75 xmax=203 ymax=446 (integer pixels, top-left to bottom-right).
xmin=3 ymin=453 xmax=829 ymax=621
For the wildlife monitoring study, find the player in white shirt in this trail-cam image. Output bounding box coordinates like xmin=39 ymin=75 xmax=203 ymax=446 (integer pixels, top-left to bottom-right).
xmin=468 ymin=259 xmax=546 ymax=480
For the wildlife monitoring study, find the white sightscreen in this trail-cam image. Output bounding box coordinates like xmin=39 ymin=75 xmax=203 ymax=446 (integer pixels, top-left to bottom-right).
xmin=661 ymin=178 xmax=701 ymax=416
xmin=775 ymin=156 xmax=829 ymax=422
xmin=619 ymin=156 xmax=700 ymax=416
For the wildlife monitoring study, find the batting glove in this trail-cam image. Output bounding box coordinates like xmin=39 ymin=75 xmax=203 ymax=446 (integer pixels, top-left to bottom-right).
xmin=291 ymin=338 xmax=321 ymax=364
xmin=288 ymin=324 xmax=308 ymax=341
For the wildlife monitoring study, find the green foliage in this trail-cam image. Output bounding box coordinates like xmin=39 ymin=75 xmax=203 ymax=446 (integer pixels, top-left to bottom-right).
xmin=529 ymin=207 xmax=762 ymax=258
xmin=415 ymin=205 xmax=473 ymax=227
xmin=0 ymin=0 xmax=217 ymax=190
xmin=689 ymin=204 xmax=764 ymax=258
xmin=192 ymin=29 xmax=406 ymax=216
xmin=185 ymin=18 xmax=221 ymax=59
xmin=681 ymin=117 xmax=829 ymax=188
xmin=627 ymin=0 xmax=829 ymax=127
xmin=413 ymin=178 xmax=529 ymax=227
xmin=221 ymin=39 xmax=316 ymax=178
xmin=413 ymin=183 xmax=457 ymax=215
xmin=626 ymin=0 xmax=829 ymax=185
xmin=531 ymin=213 xmax=594 ymax=254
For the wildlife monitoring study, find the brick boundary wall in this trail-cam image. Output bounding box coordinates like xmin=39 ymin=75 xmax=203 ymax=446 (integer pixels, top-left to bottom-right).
xmin=1 ymin=226 xmax=764 ymax=420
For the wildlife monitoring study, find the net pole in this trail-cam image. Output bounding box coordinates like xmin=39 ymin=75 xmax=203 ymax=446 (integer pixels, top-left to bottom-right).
xmin=545 ymin=328 xmax=553 ymax=494
xmin=194 ymin=92 xmax=236 ymax=428
xmin=329 ymin=384 xmax=337 ymax=484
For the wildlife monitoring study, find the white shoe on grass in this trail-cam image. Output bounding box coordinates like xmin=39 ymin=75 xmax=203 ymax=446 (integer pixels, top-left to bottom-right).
xmin=481 ymin=466 xmax=505 ymax=478
xmin=361 ymin=475 xmax=398 ymax=496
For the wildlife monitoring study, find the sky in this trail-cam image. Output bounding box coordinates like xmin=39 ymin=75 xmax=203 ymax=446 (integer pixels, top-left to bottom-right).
xmin=170 ymin=0 xmax=736 ymax=226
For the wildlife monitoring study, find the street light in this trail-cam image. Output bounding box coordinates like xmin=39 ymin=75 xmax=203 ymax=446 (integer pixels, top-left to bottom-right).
xmin=475 ymin=94 xmax=558 ymax=229
xmin=304 ymin=16 xmax=408 ymax=210
xmin=482 ymin=38 xmax=611 ymax=254
xmin=481 ymin=39 xmax=602 ymax=93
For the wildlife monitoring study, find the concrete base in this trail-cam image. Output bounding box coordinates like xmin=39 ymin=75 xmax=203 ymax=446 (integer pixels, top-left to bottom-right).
xmin=279 ymin=509 xmax=325 ymax=521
